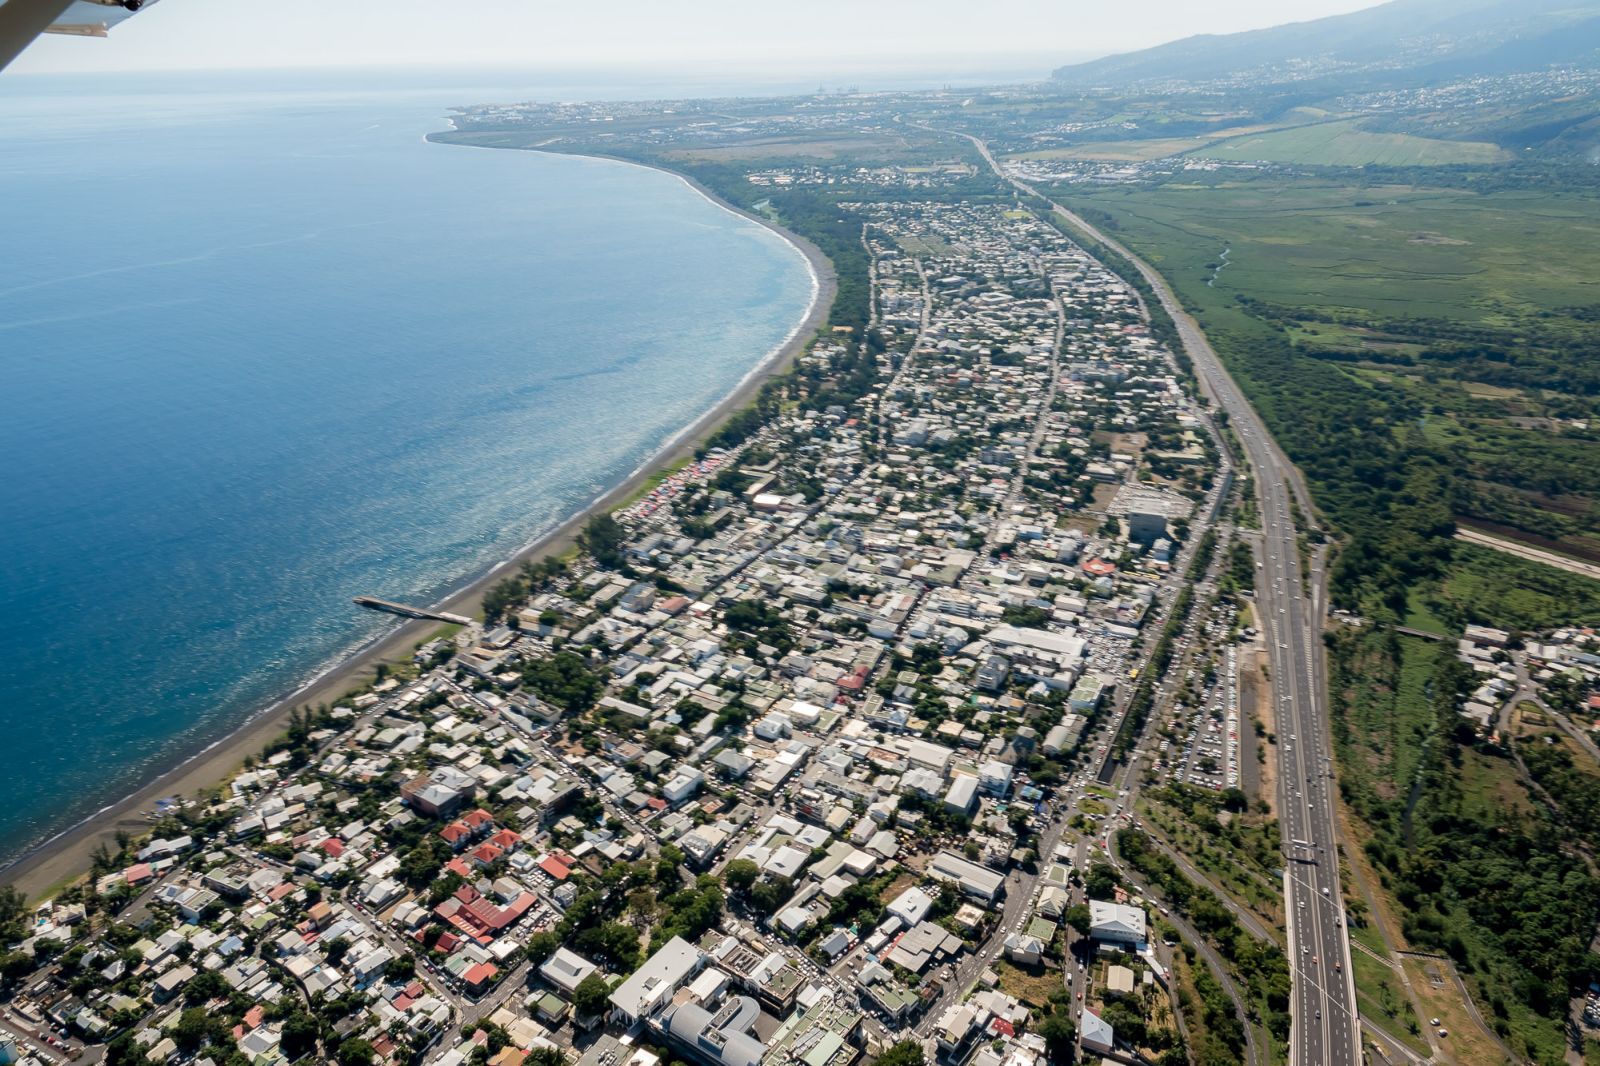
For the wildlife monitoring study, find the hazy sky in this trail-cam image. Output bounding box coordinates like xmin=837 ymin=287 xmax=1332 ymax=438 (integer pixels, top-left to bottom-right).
xmin=13 ymin=0 xmax=1386 ymax=76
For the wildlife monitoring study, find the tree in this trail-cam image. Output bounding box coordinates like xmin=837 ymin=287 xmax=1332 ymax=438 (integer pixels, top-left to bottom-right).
xmin=104 ymin=1034 xmax=140 ymax=1066
xmin=578 ymin=513 xmax=626 ymax=569
xmin=1001 ymin=604 xmax=1051 ymax=628
xmin=656 ymin=844 xmax=685 ymax=884
xmin=720 ymin=599 xmax=793 ymax=654
xmin=0 ymin=885 xmax=27 ymax=943
xmin=655 ymin=880 xmax=725 ymax=943
xmin=484 ymin=575 xmax=529 ymax=625
xmin=1084 ymin=861 xmax=1120 ymax=900
xmin=748 ymin=877 xmax=789 ymax=917
xmin=1038 ymin=1012 xmax=1077 ymax=1064
xmin=336 ymin=1038 xmax=376 ymax=1066
xmin=174 ymin=1007 xmax=211 ymax=1052
xmin=400 ymin=837 xmax=448 ymax=888
xmin=322 ymin=936 xmax=351 ymax=966
xmin=525 ymin=1050 xmax=566 ymax=1066
xmin=572 ymin=921 xmax=640 ymax=971
xmin=1063 ymin=904 xmax=1092 ymax=938
xmin=185 ymin=969 xmax=229 ymax=1004
xmin=427 ymin=871 xmax=465 ymax=907
xmin=0 ymin=951 xmax=33 ymax=984
xmin=525 ymin=930 xmax=560 ymax=964
xmin=524 ymin=651 xmax=602 ymax=714
xmin=875 ymin=1040 xmax=925 ymax=1066
xmin=724 ymin=858 xmax=760 ymax=893
xmin=475 ymin=1022 xmax=511 ymax=1053
xmin=281 ymin=1012 xmax=321 ymax=1060
xmin=90 ymin=843 xmax=116 ymax=877
xmin=572 ymin=972 xmax=611 ymax=1019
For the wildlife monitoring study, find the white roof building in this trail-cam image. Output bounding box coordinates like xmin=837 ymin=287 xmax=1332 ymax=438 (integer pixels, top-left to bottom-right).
xmin=977 ymin=761 xmax=1013 ymax=797
xmin=944 ymin=774 xmax=978 ymax=814
xmin=885 ymin=885 xmax=934 ymax=926
xmin=539 ymin=947 xmax=598 ymax=996
xmin=1089 ymin=900 xmax=1146 ymax=945
xmin=985 ymin=624 xmax=1086 ymax=663
xmin=608 ymin=936 xmax=703 ymax=1024
xmin=928 ymin=851 xmax=1005 ymax=902
xmin=1081 ymin=1008 xmax=1115 ymax=1053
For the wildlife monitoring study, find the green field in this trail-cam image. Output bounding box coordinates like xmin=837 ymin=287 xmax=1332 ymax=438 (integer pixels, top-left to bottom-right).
xmin=895 ymin=234 xmax=955 ymax=255
xmin=1430 ymin=543 xmax=1600 ymax=631
xmin=1191 ymin=118 xmax=1509 ymax=167
xmin=1069 ymin=179 xmax=1600 ymax=322
xmin=1350 ymin=950 xmax=1429 ymax=1057
xmin=1064 ymin=175 xmax=1600 ymax=567
xmin=667 ymin=134 xmax=933 ymax=163
xmin=1331 ymin=632 xmax=1439 ymax=802
xmin=1009 ymin=137 xmax=1220 ymax=162
xmin=1077 ymin=165 xmax=1600 ymax=1064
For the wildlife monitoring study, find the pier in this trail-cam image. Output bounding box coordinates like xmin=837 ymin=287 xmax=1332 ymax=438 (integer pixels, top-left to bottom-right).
xmin=353 ymin=596 xmax=472 ymax=627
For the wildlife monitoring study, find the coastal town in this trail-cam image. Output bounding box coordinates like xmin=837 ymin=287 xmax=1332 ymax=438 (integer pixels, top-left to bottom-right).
xmin=15 ymin=0 xmax=1600 ymax=1061
xmin=0 ymin=186 xmax=1248 ymax=1066
xmin=8 ymin=115 xmax=1600 ymax=1066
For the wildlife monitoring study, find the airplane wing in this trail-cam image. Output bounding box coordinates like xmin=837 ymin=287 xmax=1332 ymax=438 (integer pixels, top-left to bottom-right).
xmin=0 ymin=0 xmax=160 ymax=72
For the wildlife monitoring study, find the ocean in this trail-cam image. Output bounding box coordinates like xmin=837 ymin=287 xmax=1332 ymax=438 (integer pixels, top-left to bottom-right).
xmin=0 ymin=68 xmax=826 ymax=864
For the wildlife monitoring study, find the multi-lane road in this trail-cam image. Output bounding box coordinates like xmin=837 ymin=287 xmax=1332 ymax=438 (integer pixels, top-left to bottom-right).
xmin=956 ymin=133 xmax=1361 ymax=1066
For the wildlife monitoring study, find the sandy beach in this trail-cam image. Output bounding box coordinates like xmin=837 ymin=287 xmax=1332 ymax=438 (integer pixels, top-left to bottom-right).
xmin=1 ymin=152 xmax=836 ymax=901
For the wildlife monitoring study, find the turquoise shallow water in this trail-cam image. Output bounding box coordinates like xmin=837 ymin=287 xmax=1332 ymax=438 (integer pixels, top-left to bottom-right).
xmin=0 ymin=70 xmax=815 ymax=863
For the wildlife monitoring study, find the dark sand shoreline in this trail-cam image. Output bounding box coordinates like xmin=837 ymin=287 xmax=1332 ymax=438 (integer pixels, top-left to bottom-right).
xmin=2 ymin=146 xmax=837 ymax=901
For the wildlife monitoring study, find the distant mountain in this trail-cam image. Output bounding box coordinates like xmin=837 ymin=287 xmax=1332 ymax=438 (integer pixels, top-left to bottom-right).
xmin=1052 ymin=0 xmax=1600 ymax=89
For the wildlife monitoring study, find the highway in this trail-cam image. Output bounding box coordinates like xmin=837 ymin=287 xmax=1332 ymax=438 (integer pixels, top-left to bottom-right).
xmin=956 ymin=132 xmax=1361 ymax=1066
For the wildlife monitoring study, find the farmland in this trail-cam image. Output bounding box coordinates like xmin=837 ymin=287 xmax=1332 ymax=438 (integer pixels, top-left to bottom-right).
xmin=1191 ymin=118 xmax=1510 ymax=167
xmin=1009 ymin=136 xmax=1228 ymax=162
xmin=1065 ymin=178 xmax=1600 ymax=322
xmin=1063 ymin=173 xmax=1600 ymax=569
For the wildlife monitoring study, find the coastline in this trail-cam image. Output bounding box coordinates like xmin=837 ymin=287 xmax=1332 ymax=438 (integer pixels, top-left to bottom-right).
xmin=0 ymin=146 xmax=837 ymax=902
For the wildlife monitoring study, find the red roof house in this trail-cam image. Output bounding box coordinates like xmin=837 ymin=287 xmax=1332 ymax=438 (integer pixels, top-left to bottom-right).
xmin=469 ymin=843 xmax=505 ymax=868
xmin=462 ymin=962 xmax=499 ymax=993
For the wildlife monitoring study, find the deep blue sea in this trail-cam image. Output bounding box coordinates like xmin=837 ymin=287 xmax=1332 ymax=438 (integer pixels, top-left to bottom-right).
xmin=0 ymin=68 xmax=829 ymax=864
